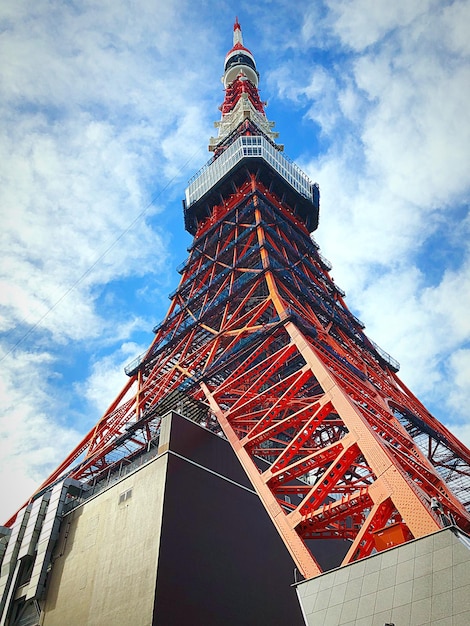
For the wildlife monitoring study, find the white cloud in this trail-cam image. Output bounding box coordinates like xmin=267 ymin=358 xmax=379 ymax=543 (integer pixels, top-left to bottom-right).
xmin=440 ymin=0 xmax=470 ymax=56
xmin=77 ymin=341 xmax=143 ymax=415
xmin=327 ymin=0 xmax=433 ymax=51
xmin=447 ymin=350 xmax=470 ymax=429
xmin=0 ymin=348 xmax=81 ymax=523
xmin=426 ymin=257 xmax=470 ymax=345
xmin=355 ymin=48 xmax=470 ymax=209
xmin=0 ymin=116 xmax=165 ymax=341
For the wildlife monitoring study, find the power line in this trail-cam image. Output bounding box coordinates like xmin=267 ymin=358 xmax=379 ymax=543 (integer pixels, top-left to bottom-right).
xmin=0 ymin=147 xmax=205 ymax=363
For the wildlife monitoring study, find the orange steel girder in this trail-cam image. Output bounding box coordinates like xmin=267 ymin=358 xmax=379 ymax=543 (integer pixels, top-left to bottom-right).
xmin=12 ymin=177 xmax=470 ymax=580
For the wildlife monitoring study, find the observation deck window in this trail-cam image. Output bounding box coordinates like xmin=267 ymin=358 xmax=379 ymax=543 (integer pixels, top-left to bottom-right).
xmin=185 ymin=135 xmax=315 ymax=208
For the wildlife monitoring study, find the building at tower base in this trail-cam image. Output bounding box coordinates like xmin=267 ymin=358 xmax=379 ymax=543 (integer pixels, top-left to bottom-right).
xmin=2 ymin=412 xmax=346 ymax=626
xmin=2 ymin=411 xmax=469 ymax=625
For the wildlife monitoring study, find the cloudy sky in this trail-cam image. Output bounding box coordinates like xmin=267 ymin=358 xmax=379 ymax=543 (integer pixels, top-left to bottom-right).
xmin=1 ymin=0 xmax=469 ymax=523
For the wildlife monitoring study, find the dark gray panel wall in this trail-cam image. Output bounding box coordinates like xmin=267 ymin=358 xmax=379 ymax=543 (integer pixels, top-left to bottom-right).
xmin=153 ymin=414 xmax=305 ymax=626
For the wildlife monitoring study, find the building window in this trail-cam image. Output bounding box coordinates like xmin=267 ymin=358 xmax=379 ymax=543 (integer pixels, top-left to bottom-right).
xmin=118 ymin=488 xmax=132 ymax=504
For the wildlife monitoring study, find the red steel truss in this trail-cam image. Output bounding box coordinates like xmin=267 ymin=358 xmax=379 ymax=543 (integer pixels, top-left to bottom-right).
xmin=221 ymin=75 xmax=265 ymax=115
xmin=7 ymin=21 xmax=470 ymax=580
xmin=12 ymin=166 xmax=470 ymax=578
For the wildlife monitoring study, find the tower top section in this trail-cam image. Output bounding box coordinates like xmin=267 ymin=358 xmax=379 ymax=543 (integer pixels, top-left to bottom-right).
xmin=187 ymin=19 xmax=319 ymax=236
xmin=223 ymin=17 xmax=259 ymax=88
xmin=209 ymin=18 xmax=281 ymax=152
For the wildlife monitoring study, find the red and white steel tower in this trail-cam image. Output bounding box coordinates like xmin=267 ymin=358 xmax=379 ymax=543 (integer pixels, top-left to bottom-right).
xmin=5 ymin=19 xmax=470 ymax=580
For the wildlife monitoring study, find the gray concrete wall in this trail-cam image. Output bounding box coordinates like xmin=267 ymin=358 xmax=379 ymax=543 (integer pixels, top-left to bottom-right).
xmin=297 ymin=527 xmax=470 ymax=626
xmin=42 ymin=454 xmax=168 ymax=626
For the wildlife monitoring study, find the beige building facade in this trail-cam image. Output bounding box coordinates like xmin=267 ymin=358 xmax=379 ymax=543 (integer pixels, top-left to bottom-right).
xmin=42 ymin=455 xmax=167 ymax=625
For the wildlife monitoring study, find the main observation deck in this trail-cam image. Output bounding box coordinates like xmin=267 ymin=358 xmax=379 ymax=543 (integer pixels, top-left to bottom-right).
xmin=183 ymin=134 xmax=320 ymax=235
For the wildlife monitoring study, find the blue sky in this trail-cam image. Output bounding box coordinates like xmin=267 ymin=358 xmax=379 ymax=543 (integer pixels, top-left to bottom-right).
xmin=1 ymin=0 xmax=469 ymax=523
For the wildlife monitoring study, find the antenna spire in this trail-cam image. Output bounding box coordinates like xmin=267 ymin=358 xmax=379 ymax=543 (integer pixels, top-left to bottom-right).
xmin=233 ymin=17 xmax=243 ymax=46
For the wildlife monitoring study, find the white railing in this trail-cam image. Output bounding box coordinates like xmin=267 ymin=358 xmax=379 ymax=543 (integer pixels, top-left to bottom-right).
xmin=185 ymin=135 xmax=314 ymax=207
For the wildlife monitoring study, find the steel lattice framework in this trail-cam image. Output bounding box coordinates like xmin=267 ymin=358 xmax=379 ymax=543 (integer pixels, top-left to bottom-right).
xmin=7 ymin=19 xmax=470 ymax=580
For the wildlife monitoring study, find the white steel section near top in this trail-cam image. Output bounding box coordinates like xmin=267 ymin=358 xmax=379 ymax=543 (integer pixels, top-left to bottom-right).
xmin=208 ymin=95 xmax=279 ymax=152
xmin=210 ymin=19 xmax=279 ymax=149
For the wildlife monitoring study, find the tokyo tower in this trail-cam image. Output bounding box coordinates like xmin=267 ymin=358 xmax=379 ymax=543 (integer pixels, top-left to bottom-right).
xmin=4 ymin=18 xmax=470 ymax=584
